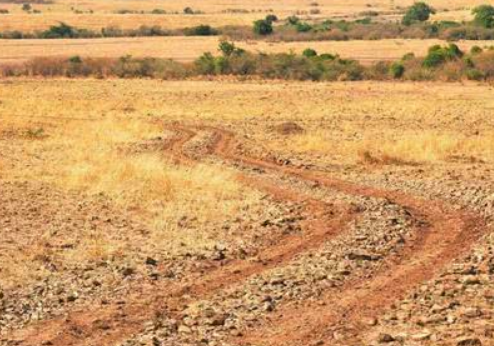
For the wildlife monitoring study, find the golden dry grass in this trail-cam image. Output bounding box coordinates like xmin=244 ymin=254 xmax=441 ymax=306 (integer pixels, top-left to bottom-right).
xmin=2 ymin=79 xmax=494 ymax=167
xmin=0 ymin=0 xmax=486 ymax=31
xmin=0 ymin=101 xmax=262 ymax=287
xmin=0 ymin=37 xmax=491 ymax=65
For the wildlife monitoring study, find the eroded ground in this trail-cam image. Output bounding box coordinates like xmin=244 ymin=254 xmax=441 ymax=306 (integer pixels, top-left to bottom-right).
xmin=1 ymin=80 xmax=493 ymax=346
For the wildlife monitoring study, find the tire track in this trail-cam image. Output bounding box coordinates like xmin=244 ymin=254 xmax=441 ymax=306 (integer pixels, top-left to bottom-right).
xmin=5 ymin=125 xmax=487 ymax=346
xmin=189 ymin=126 xmax=487 ymax=346
xmin=5 ymin=128 xmax=357 ymax=346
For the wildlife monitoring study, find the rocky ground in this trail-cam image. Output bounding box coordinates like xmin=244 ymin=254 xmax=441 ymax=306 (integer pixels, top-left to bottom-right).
xmin=1 ymin=120 xmax=493 ymax=346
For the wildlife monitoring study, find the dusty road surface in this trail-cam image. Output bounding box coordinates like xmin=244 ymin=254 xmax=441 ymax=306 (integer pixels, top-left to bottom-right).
xmin=1 ymin=80 xmax=493 ymax=346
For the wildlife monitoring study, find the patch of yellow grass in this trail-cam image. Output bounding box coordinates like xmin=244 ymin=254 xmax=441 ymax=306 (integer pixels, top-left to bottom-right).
xmin=281 ymin=130 xmax=494 ymax=164
xmin=0 ymin=113 xmax=259 ymax=287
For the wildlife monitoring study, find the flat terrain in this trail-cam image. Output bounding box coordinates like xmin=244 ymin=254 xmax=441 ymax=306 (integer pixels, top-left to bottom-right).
xmin=0 ymin=0 xmax=486 ymax=31
xmin=0 ymin=37 xmax=492 ymax=65
xmin=1 ymin=79 xmax=494 ymax=346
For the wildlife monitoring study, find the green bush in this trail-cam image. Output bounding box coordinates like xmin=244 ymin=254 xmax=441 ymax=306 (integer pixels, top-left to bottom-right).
xmin=41 ymin=22 xmax=78 ymax=38
xmin=402 ymin=2 xmax=436 ymax=26
xmin=466 ymin=68 xmax=485 ymax=80
xmin=183 ymin=7 xmax=194 ymax=14
xmin=302 ymin=48 xmax=317 ymax=58
xmin=390 ymin=62 xmax=405 ymax=78
xmin=422 ymin=44 xmax=463 ymax=68
xmin=287 ymin=16 xmax=300 ymax=25
xmin=183 ymin=25 xmax=217 ymax=36
xmin=265 ymin=14 xmax=278 ymax=23
xmin=219 ymin=40 xmax=236 ymax=56
xmin=295 ymin=22 xmax=313 ymax=33
xmin=194 ymin=52 xmax=217 ymax=74
xmin=471 ymin=45 xmax=483 ymax=54
xmin=472 ymin=5 xmax=494 ymax=28
xmin=253 ymin=19 xmax=273 ymax=35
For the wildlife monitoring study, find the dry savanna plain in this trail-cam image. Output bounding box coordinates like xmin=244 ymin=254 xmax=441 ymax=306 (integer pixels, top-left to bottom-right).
xmin=2 ymin=0 xmax=494 ymax=346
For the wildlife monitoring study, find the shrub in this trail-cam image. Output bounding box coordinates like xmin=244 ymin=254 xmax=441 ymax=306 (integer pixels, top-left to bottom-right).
xmin=402 ymin=2 xmax=436 ymax=26
xmin=253 ymin=19 xmax=273 ymax=35
xmin=287 ymin=16 xmax=300 ymax=25
xmin=151 ymin=9 xmax=167 ymax=14
xmin=183 ymin=25 xmax=217 ymax=36
xmin=422 ymin=44 xmax=463 ymax=68
xmin=295 ymin=22 xmax=313 ymax=32
xmin=471 ymin=45 xmax=483 ymax=54
xmin=390 ymin=62 xmax=405 ymax=78
xmin=41 ymin=22 xmax=78 ymax=38
xmin=319 ymin=53 xmax=337 ymax=60
xmin=466 ymin=68 xmax=485 ymax=80
xmin=68 ymin=55 xmax=82 ymax=64
xmin=0 ymin=9 xmax=9 ymax=14
xmin=302 ymin=48 xmax=317 ymax=58
xmin=218 ymin=40 xmax=240 ymax=57
xmin=195 ymin=52 xmax=216 ymax=74
xmin=22 ymin=3 xmax=31 ymax=11
xmin=472 ymin=5 xmax=494 ymax=28
xmin=355 ymin=17 xmax=372 ymax=25
xmin=265 ymin=14 xmax=278 ymax=23
xmin=183 ymin=7 xmax=194 ymax=14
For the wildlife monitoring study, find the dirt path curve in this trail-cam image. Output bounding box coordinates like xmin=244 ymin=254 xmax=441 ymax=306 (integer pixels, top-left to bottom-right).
xmin=5 ymin=125 xmax=487 ymax=346
xmin=187 ymin=125 xmax=488 ymax=346
xmin=5 ymin=128 xmax=355 ymax=346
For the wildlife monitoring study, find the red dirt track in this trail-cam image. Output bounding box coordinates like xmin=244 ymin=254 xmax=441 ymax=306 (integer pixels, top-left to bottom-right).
xmin=5 ymin=125 xmax=487 ymax=346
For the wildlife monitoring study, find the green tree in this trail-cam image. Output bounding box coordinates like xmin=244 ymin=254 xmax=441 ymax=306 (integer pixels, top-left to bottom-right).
xmin=253 ymin=19 xmax=273 ymax=35
xmin=472 ymin=5 xmax=494 ymax=28
xmin=219 ymin=40 xmax=236 ymax=57
xmin=402 ymin=2 xmax=436 ymax=26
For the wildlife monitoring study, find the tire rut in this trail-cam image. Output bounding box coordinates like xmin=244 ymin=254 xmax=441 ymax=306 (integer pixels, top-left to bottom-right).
xmin=5 ymin=125 xmax=487 ymax=346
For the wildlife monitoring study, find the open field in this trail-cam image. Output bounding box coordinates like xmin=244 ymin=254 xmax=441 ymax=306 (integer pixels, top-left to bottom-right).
xmin=1 ymin=79 xmax=494 ymax=346
xmin=0 ymin=37 xmax=492 ymax=65
xmin=0 ymin=0 xmax=488 ymax=31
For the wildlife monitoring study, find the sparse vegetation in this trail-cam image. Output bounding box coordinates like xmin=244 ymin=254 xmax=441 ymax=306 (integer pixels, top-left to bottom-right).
xmin=253 ymin=19 xmax=273 ymax=36
xmin=3 ymin=42 xmax=493 ymax=82
xmin=402 ymin=2 xmax=436 ymax=26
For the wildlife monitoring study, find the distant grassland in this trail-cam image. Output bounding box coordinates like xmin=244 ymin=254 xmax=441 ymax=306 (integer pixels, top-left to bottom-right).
xmin=0 ymin=0 xmax=487 ymax=31
xmin=0 ymin=37 xmax=491 ymax=65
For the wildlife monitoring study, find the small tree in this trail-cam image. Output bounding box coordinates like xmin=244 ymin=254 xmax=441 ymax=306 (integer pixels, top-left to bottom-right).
xmin=253 ymin=19 xmax=273 ymax=35
xmin=402 ymin=2 xmax=435 ymax=26
xmin=472 ymin=5 xmax=494 ymax=28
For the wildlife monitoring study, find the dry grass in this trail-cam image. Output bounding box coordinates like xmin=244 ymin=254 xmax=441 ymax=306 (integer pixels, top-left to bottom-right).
xmin=2 ymin=78 xmax=494 ymax=288
xmin=0 ymin=37 xmax=491 ymax=65
xmin=0 ymin=106 xmax=261 ymax=287
xmin=3 ymin=79 xmax=494 ymax=166
xmin=0 ymin=0 xmax=487 ymax=31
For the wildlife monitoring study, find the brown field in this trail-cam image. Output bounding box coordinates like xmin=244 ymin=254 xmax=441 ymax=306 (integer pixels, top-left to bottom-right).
xmin=0 ymin=37 xmax=492 ymax=65
xmin=0 ymin=0 xmax=486 ymax=31
xmin=1 ymin=1 xmax=494 ymax=346
xmin=1 ymin=79 xmax=494 ymax=346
